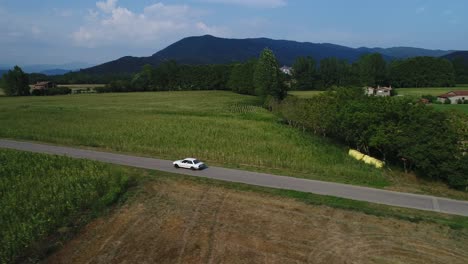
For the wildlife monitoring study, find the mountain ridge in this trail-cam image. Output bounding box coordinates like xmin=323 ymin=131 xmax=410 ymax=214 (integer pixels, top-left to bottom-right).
xmin=76 ymin=35 xmax=462 ymax=74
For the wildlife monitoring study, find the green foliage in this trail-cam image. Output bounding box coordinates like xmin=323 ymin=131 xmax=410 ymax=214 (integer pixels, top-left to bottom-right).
xmin=31 ymin=86 xmax=72 ymax=96
xmin=356 ymin=53 xmax=387 ymax=86
xmin=273 ymin=88 xmax=467 ymax=189
xmin=452 ymin=56 xmax=468 ymax=84
xmin=319 ymin=57 xmax=354 ymax=88
xmin=0 ymin=149 xmax=130 ymax=263
xmin=389 ymin=57 xmax=456 ymax=88
xmin=97 ymin=61 xmax=233 ymax=93
xmin=292 ymin=56 xmax=317 ymax=90
xmin=254 ymin=48 xmax=287 ymax=100
xmin=0 ymin=66 xmax=30 ymax=96
xmin=227 ymin=59 xmax=257 ymax=95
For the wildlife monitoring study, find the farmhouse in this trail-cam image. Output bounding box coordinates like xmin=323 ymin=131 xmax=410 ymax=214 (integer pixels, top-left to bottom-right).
xmin=33 ymin=81 xmax=56 ymax=90
xmin=280 ymin=66 xmax=292 ymax=75
xmin=437 ymin=91 xmax=468 ymax=104
xmin=365 ymin=86 xmax=393 ymax=97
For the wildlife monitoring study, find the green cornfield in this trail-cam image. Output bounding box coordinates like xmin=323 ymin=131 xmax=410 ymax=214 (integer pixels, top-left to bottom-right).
xmin=0 ymin=149 xmax=129 ymax=263
xmin=0 ymin=91 xmax=386 ymax=187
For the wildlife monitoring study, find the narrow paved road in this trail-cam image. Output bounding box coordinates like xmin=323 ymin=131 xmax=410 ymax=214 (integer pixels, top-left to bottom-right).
xmin=1 ymin=139 xmax=468 ymax=216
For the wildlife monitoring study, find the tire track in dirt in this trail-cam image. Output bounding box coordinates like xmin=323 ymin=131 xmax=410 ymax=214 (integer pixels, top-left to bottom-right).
xmin=177 ymin=187 xmax=210 ymax=264
xmin=206 ymin=193 xmax=228 ymax=264
xmin=47 ymin=180 xmax=468 ymax=264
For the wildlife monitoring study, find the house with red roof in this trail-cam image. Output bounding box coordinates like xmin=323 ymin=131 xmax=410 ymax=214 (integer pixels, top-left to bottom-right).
xmin=437 ymin=91 xmax=468 ymax=104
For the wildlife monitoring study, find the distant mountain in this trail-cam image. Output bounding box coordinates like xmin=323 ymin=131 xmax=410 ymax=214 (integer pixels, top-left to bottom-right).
xmin=358 ymin=47 xmax=453 ymax=59
xmin=39 ymin=69 xmax=71 ymax=75
xmin=0 ymin=62 xmax=93 ymax=74
xmin=0 ymin=69 xmax=7 ymax=78
xmin=82 ymin=35 xmax=375 ymax=74
xmin=442 ymin=51 xmax=468 ymax=61
xmin=82 ymin=35 xmax=459 ymax=75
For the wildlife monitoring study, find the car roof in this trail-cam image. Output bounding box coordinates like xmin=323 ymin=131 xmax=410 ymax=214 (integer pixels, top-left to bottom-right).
xmin=183 ymin=158 xmax=198 ymax=161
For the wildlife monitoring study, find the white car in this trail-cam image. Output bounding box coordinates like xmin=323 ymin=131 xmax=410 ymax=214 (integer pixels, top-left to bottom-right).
xmin=173 ymin=158 xmax=207 ymax=170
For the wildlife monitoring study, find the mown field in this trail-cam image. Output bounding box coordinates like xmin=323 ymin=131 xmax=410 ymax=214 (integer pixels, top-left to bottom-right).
xmin=0 ymin=149 xmax=130 ymax=263
xmin=395 ymin=84 xmax=468 ymax=97
xmin=48 ymin=169 xmax=468 ymax=264
xmin=0 ymin=91 xmax=386 ymax=188
xmin=432 ymin=104 xmax=468 ymax=114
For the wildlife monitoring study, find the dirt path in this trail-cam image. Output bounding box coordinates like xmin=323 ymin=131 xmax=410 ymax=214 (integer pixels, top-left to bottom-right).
xmin=47 ymin=179 xmax=468 ymax=264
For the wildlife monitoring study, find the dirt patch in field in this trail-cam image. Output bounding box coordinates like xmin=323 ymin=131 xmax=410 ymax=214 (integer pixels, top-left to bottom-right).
xmin=47 ymin=179 xmax=468 ymax=264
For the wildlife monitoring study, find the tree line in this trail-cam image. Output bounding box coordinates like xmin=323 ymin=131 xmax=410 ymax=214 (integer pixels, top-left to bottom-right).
xmin=268 ymin=87 xmax=468 ymax=190
xmin=96 ymin=48 xmax=289 ymax=100
xmin=97 ymin=52 xmax=457 ymax=96
xmin=1 ymin=50 xmax=461 ymax=97
xmin=290 ymin=54 xmax=456 ymax=90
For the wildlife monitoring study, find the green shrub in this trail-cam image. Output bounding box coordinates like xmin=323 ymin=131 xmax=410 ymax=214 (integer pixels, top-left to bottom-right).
xmin=273 ymin=87 xmax=467 ymax=189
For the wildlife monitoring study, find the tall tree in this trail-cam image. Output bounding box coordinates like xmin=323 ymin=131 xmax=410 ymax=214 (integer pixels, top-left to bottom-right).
xmin=228 ymin=59 xmax=257 ymax=95
xmin=452 ymin=56 xmax=468 ymax=84
xmin=253 ymin=48 xmax=286 ymax=100
xmin=319 ymin=57 xmax=352 ymax=88
xmin=357 ymin=53 xmax=387 ymax=86
xmin=292 ymin=56 xmax=317 ymax=90
xmin=0 ymin=66 xmax=30 ymax=96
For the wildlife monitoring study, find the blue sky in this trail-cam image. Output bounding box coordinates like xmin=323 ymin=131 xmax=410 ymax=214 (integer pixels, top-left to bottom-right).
xmin=0 ymin=0 xmax=467 ymax=66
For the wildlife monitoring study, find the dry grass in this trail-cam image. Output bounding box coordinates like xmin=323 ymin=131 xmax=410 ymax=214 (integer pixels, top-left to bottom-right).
xmin=47 ymin=177 xmax=468 ymax=264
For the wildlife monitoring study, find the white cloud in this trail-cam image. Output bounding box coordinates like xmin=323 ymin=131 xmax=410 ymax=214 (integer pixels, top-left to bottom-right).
xmin=72 ymin=1 xmax=226 ymax=48
xmin=200 ymin=0 xmax=286 ymax=8
xmin=96 ymin=0 xmax=117 ymax=13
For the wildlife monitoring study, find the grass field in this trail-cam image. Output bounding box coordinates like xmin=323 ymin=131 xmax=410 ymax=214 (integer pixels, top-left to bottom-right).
xmin=395 ymin=84 xmax=468 ymax=97
xmin=0 ymin=149 xmax=130 ymax=263
xmin=0 ymin=91 xmax=387 ymax=188
xmin=432 ymin=104 xmax=468 ymax=114
xmin=56 ymin=84 xmax=105 ymax=89
xmin=47 ymin=169 xmax=468 ymax=264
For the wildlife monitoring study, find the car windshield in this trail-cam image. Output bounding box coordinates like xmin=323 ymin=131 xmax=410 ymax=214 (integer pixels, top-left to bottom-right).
xmin=193 ymin=160 xmax=200 ymax=164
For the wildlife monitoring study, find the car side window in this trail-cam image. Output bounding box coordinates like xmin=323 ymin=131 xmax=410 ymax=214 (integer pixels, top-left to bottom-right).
xmin=182 ymin=160 xmax=188 ymax=163
xmin=188 ymin=161 xmax=193 ymax=164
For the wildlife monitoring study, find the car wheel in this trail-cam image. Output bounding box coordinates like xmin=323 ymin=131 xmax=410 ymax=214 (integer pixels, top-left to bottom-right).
xmin=174 ymin=164 xmax=179 ymax=168
xmin=190 ymin=167 xmax=196 ymax=170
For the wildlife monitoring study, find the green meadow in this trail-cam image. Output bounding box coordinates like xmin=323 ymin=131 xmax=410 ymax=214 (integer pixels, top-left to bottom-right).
xmin=395 ymin=84 xmax=468 ymax=97
xmin=0 ymin=91 xmax=385 ymax=187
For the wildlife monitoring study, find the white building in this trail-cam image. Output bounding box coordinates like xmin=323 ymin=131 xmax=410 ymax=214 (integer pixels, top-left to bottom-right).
xmin=365 ymin=86 xmax=393 ymax=97
xmin=437 ymin=91 xmax=468 ymax=104
xmin=280 ymin=66 xmax=292 ymax=75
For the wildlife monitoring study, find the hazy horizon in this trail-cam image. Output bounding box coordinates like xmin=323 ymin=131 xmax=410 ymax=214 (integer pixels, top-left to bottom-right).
xmin=1 ymin=0 xmax=467 ymax=65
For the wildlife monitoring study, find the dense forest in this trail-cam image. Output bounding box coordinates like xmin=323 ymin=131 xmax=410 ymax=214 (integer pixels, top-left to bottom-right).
xmin=89 ymin=53 xmax=457 ymax=95
xmin=0 ymin=51 xmax=463 ymax=97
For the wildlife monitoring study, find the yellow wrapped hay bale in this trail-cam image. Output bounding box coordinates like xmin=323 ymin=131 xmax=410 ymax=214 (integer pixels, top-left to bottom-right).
xmin=348 ymin=149 xmax=384 ymax=169
xmin=348 ymin=149 xmax=365 ymax=160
